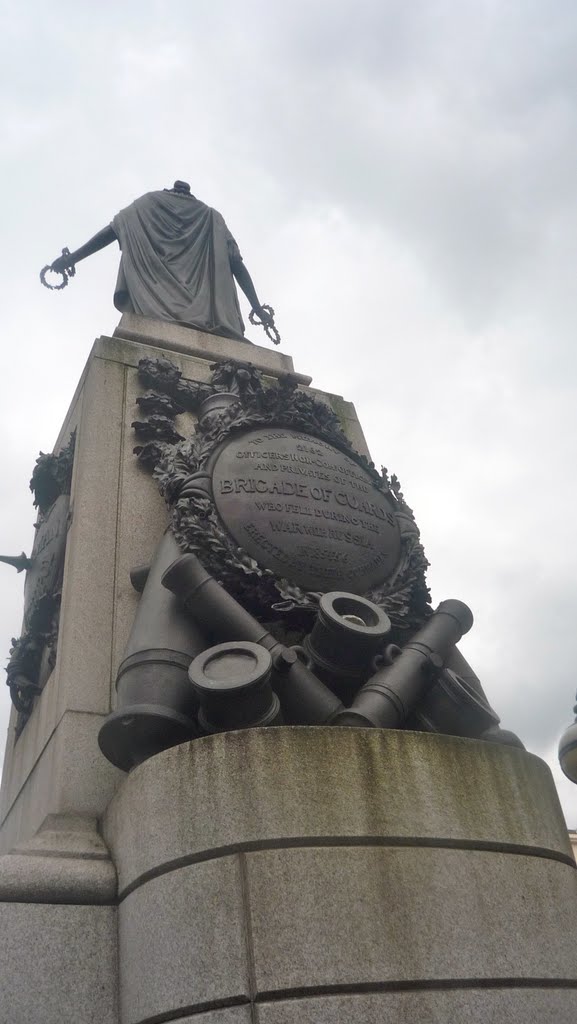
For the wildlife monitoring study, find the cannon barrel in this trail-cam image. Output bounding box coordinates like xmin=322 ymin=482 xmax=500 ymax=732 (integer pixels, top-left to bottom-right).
xmin=188 ymin=641 xmax=282 ymax=733
xmin=98 ymin=531 xmax=204 ymax=770
xmin=302 ymin=591 xmax=391 ymax=702
xmin=331 ymin=600 xmax=474 ymax=729
xmin=162 ymin=553 xmax=343 ymax=725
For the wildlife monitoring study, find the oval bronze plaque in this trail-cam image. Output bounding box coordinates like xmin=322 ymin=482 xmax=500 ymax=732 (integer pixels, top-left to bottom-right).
xmin=211 ymin=428 xmax=401 ymax=592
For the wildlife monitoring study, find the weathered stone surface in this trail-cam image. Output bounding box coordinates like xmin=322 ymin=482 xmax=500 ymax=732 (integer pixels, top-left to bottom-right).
xmin=1 ymin=711 xmax=122 ymax=855
xmin=119 ymin=856 xmax=249 ymax=1024
xmin=2 ymin=322 xmax=368 ymax=856
xmin=255 ymin=989 xmax=577 ymax=1023
xmin=0 ymin=668 xmax=60 ymax=849
xmin=0 ymin=355 xmax=126 ymax=849
xmin=114 ymin=312 xmax=303 ymax=379
xmin=0 ymin=389 xmax=84 ymax=831
xmin=315 ymin=389 xmax=371 ymax=458
xmin=0 ymin=814 xmax=116 ymax=903
xmin=245 ymin=846 xmax=577 ymax=993
xmin=107 ymin=727 xmax=577 ymax=1021
xmin=2 ymin=321 xmax=575 ymax=1024
xmin=109 ymin=360 xmax=172 ymax=677
xmin=0 ymin=902 xmax=117 ymax=1023
xmin=55 ymin=354 xmax=126 ymax=720
xmin=104 ymin=728 xmax=573 ymax=894
xmin=175 ymin=1009 xmax=252 ymax=1024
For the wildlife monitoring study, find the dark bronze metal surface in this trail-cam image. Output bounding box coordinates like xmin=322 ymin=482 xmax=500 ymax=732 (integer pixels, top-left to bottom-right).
xmin=40 ymin=247 xmax=75 ymax=290
xmin=331 ymin=599 xmax=474 ymax=729
xmin=440 ymin=645 xmax=523 ymax=746
xmin=444 ymin=645 xmax=491 ymax=705
xmin=129 ymin=564 xmax=151 ymax=593
xmin=6 ymin=473 xmax=73 ymax=718
xmin=407 ymin=667 xmax=499 ymax=739
xmin=189 ymin=641 xmax=281 ymax=732
xmin=43 ymin=186 xmax=279 ymax=343
xmin=211 ymin=428 xmax=401 ymax=593
xmin=197 ymin=392 xmax=239 ymax=428
xmin=136 ymin=356 xmax=431 ymax=636
xmin=303 ymin=591 xmax=391 ymax=700
xmin=30 ymin=432 xmax=76 ymax=515
xmin=248 ymin=303 xmax=281 ymax=345
xmin=162 ymin=553 xmax=343 ymax=725
xmin=0 ymin=553 xmax=31 ymax=573
xmin=98 ymin=531 xmax=204 ymax=771
xmin=559 ymin=691 xmax=577 ymax=783
xmin=23 ymin=494 xmax=69 ymax=633
xmin=480 ymin=725 xmax=525 ymax=748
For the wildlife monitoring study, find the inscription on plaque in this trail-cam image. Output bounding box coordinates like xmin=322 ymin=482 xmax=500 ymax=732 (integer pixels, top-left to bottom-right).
xmin=212 ymin=429 xmax=401 ymax=592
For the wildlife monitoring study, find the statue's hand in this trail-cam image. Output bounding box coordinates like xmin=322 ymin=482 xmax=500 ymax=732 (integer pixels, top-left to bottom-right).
xmin=249 ymin=303 xmax=281 ymax=345
xmin=51 ymin=251 xmax=75 ymax=274
xmin=254 ymin=304 xmax=275 ymax=328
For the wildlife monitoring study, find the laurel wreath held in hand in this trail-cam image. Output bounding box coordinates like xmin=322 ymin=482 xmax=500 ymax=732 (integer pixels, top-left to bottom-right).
xmin=40 ymin=248 xmax=76 ymax=290
xmin=249 ymin=303 xmax=281 ymax=346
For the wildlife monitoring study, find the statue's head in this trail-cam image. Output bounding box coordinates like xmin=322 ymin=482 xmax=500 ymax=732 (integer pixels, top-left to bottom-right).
xmin=171 ymin=180 xmax=191 ymax=195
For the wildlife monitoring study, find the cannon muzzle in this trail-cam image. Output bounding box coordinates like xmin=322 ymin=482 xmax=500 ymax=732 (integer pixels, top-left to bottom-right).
xmin=302 ymin=591 xmax=391 ymax=701
xmin=331 ymin=600 xmax=473 ymax=729
xmin=98 ymin=532 xmax=204 ymax=771
xmin=162 ymin=553 xmax=343 ymax=725
xmin=188 ymin=641 xmax=282 ymax=732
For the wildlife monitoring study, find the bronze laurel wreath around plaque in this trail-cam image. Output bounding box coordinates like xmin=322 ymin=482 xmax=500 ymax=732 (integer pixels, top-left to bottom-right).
xmin=132 ymin=357 xmax=431 ymax=639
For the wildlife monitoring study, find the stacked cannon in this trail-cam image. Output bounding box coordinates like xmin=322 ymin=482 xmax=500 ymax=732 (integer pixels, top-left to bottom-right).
xmin=98 ymin=532 xmax=522 ymax=771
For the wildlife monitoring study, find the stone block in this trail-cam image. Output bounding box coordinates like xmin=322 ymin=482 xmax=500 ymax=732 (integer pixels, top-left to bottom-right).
xmin=244 ymin=846 xmax=577 ymax=993
xmin=177 ymin=1009 xmax=252 ymax=1024
xmin=104 ymin=728 xmax=574 ymax=895
xmin=1 ymin=711 xmax=122 ymax=853
xmin=113 ymin=313 xmax=303 ymax=379
xmin=110 ymin=361 xmax=171 ymax=677
xmin=0 ymin=391 xmax=86 ymax=832
xmin=0 ymin=666 xmax=60 ymax=835
xmin=119 ymin=855 xmax=249 ymax=1023
xmin=0 ymin=713 xmax=61 ymax=853
xmin=320 ymin=392 xmax=371 ymax=458
xmin=0 ymin=789 xmax=23 ymax=856
xmin=0 ymin=902 xmax=117 ymax=1024
xmin=3 ymin=320 xmax=576 ymax=1024
xmin=0 ymin=716 xmax=16 ymax=815
xmin=255 ymin=989 xmax=577 ymax=1023
xmin=53 ymin=368 xmax=85 ymax=452
xmin=55 ymin=354 xmax=126 ymax=720
xmin=96 ymin=332 xmax=221 ymax=384
xmin=0 ymin=814 xmax=116 ymax=903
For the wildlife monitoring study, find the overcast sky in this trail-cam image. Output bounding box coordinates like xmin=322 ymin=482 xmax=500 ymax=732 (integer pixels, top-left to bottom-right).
xmin=1 ymin=0 xmax=576 ymax=825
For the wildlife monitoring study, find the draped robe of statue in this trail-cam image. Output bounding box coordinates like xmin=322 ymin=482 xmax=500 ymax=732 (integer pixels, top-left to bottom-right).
xmin=111 ymin=190 xmax=246 ymax=339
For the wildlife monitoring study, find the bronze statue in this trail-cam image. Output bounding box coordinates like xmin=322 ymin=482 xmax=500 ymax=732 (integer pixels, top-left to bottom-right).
xmin=46 ymin=180 xmax=278 ymax=343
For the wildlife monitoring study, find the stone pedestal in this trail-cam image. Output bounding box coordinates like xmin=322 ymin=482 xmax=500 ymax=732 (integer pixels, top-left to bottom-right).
xmin=103 ymin=727 xmax=577 ymax=1023
xmin=1 ymin=317 xmax=576 ymax=1022
xmin=0 ymin=316 xmax=365 ymax=857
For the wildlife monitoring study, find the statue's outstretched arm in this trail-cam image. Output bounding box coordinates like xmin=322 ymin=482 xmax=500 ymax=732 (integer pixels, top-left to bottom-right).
xmin=50 ymin=225 xmax=118 ymax=274
xmin=231 ymin=258 xmax=274 ymax=328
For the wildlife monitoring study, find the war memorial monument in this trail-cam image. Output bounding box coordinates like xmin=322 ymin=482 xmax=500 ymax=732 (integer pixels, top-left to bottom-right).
xmin=1 ymin=182 xmax=576 ymax=1022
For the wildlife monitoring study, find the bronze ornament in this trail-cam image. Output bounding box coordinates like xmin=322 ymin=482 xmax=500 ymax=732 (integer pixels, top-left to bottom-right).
xmin=5 ymin=434 xmax=76 ymax=718
xmin=134 ymin=355 xmax=431 ymax=638
xmin=95 ymin=355 xmax=524 ymax=770
xmin=39 ymin=247 xmax=76 ymax=290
